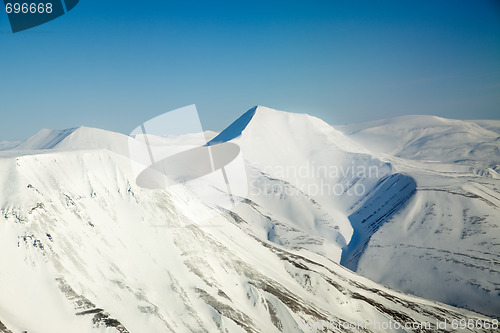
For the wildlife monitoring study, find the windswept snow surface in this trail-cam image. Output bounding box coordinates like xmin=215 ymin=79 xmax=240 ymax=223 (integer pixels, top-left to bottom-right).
xmin=14 ymin=128 xmax=79 ymax=150
xmin=0 ymin=148 xmax=494 ymax=333
xmin=336 ymin=115 xmax=500 ymax=317
xmin=469 ymin=120 xmax=500 ymax=135
xmin=0 ymin=141 xmax=20 ymax=151
xmin=0 ymin=107 xmax=499 ymax=332
xmin=14 ymin=127 xmax=133 ymax=157
xmin=338 ymin=115 xmax=500 ymax=164
xmin=206 ymin=107 xmax=500 ymax=317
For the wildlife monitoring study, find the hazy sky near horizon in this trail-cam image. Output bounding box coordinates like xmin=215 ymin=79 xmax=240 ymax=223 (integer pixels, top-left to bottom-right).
xmin=1 ymin=0 xmax=499 ymax=141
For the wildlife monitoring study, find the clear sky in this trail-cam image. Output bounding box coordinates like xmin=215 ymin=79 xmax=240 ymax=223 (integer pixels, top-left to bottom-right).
xmin=1 ymin=0 xmax=499 ymax=141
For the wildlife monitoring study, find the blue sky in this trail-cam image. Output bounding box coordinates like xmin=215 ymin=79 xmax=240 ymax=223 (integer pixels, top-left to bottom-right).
xmin=1 ymin=0 xmax=499 ymax=141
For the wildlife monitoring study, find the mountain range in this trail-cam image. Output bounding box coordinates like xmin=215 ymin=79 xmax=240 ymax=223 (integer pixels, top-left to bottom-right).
xmin=0 ymin=106 xmax=498 ymax=332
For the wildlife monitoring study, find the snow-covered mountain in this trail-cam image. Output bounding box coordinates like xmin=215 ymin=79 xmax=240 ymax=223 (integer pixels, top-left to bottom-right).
xmin=0 ymin=141 xmax=20 ymax=151
xmin=335 ymin=115 xmax=500 ymax=317
xmin=0 ymin=107 xmax=498 ymax=332
xmin=210 ymin=107 xmax=500 ymax=317
xmin=338 ymin=115 xmax=500 ymax=163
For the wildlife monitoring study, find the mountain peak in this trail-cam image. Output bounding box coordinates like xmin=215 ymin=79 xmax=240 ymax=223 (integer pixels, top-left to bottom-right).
xmin=14 ymin=126 xmax=132 ymax=157
xmin=207 ymin=105 xmax=299 ymax=145
xmin=207 ymin=106 xmax=259 ymax=145
xmin=15 ymin=127 xmax=79 ymax=150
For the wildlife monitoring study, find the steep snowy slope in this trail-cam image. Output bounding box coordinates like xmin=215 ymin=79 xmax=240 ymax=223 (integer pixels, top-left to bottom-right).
xmin=215 ymin=106 xmax=395 ymax=247
xmin=208 ymin=108 xmax=499 ymax=317
xmin=212 ymin=107 xmax=421 ymax=268
xmin=349 ymin=160 xmax=500 ymax=317
xmin=340 ymin=173 xmax=417 ymax=270
xmin=336 ymin=115 xmax=500 ymax=317
xmin=0 ymin=147 xmax=496 ymax=333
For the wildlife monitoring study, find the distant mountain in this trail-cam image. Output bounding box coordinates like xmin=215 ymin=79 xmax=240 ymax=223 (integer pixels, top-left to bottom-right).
xmin=0 ymin=140 xmax=20 ymax=151
xmin=338 ymin=115 xmax=500 ymax=165
xmin=469 ymin=119 xmax=500 ymax=135
xmin=13 ymin=127 xmax=133 ymax=157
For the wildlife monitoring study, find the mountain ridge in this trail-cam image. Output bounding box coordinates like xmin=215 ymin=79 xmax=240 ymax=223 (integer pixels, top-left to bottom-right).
xmin=1 ymin=106 xmax=499 ymax=324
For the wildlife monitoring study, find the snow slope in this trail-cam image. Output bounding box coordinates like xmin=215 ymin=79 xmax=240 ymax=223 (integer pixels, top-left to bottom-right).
xmin=1 ymin=108 xmax=499 ymax=332
xmin=336 ymin=115 xmax=500 ymax=317
xmin=209 ymin=107 xmax=399 ymax=264
xmin=470 ymin=119 xmax=500 ymax=135
xmin=0 ymin=141 xmax=20 ymax=151
xmin=14 ymin=127 xmax=132 ymax=157
xmin=207 ymin=107 xmax=500 ymax=317
xmin=338 ymin=115 xmax=500 ymax=165
xmin=0 ymin=147 xmax=495 ymax=333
